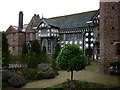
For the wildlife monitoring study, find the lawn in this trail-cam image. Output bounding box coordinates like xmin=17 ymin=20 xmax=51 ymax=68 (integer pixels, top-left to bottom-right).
xmin=48 ymin=80 xmax=119 ymax=89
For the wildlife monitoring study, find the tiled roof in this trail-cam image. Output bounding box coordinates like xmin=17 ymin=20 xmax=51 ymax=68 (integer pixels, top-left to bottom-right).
xmin=50 ymin=10 xmax=98 ymax=29
xmin=38 ymin=18 xmax=60 ymax=28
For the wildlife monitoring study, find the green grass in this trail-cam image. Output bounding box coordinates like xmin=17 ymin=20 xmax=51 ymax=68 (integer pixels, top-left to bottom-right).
xmin=48 ymin=84 xmax=65 ymax=88
xmin=48 ymin=80 xmax=119 ymax=89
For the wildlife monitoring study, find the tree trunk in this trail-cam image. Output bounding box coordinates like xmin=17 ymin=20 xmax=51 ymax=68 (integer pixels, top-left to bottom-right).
xmin=70 ymin=70 xmax=73 ymax=89
xmin=71 ymin=70 xmax=73 ymax=81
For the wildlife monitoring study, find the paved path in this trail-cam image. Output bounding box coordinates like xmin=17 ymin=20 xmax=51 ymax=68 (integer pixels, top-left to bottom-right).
xmin=3 ymin=61 xmax=119 ymax=89
xmin=22 ymin=61 xmax=119 ymax=88
xmin=22 ymin=70 xmax=119 ymax=88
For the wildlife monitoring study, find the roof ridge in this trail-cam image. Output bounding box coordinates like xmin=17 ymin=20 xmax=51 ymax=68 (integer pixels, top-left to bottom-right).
xmin=50 ymin=10 xmax=98 ymax=19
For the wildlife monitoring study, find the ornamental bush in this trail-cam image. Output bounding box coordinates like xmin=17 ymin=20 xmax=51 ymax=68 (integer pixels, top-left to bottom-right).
xmin=56 ymin=44 xmax=86 ymax=82
xmin=37 ymin=63 xmax=55 ymax=79
xmin=8 ymin=74 xmax=26 ymax=88
xmin=21 ymin=68 xmax=37 ymax=81
xmin=2 ymin=70 xmax=26 ymax=88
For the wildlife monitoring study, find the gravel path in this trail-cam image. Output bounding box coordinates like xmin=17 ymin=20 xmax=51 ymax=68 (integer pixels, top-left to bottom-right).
xmin=22 ymin=70 xmax=119 ymax=88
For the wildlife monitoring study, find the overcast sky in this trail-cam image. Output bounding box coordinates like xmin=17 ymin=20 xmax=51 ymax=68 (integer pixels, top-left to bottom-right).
xmin=0 ymin=0 xmax=99 ymax=31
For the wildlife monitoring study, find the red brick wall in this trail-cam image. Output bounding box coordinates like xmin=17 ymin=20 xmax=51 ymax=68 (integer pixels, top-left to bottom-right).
xmin=100 ymin=2 xmax=120 ymax=72
xmin=7 ymin=32 xmax=25 ymax=54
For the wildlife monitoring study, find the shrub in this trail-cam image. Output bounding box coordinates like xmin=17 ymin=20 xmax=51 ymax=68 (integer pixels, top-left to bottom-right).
xmin=24 ymin=40 xmax=41 ymax=68
xmin=8 ymin=74 xmax=26 ymax=88
xmin=52 ymin=43 xmax=61 ymax=64
xmin=2 ymin=70 xmax=26 ymax=88
xmin=110 ymin=61 xmax=120 ymax=67
xmin=2 ymin=32 xmax=10 ymax=68
xmin=27 ymin=53 xmax=40 ymax=68
xmin=41 ymin=46 xmax=48 ymax=63
xmin=21 ymin=68 xmax=37 ymax=81
xmin=30 ymin=40 xmax=41 ymax=54
xmin=9 ymin=54 xmax=22 ymax=63
xmin=2 ymin=70 xmax=14 ymax=88
xmin=109 ymin=61 xmax=120 ymax=76
xmin=37 ymin=63 xmax=55 ymax=79
xmin=2 ymin=70 xmax=14 ymax=82
xmin=22 ymin=42 xmax=28 ymax=55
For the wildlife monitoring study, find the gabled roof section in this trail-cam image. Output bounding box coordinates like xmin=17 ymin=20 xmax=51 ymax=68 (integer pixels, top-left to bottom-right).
xmin=6 ymin=25 xmax=26 ymax=34
xmin=50 ymin=10 xmax=98 ymax=29
xmin=6 ymin=25 xmax=19 ymax=33
xmin=92 ymin=9 xmax=100 ymax=20
xmin=38 ymin=18 xmax=60 ymax=28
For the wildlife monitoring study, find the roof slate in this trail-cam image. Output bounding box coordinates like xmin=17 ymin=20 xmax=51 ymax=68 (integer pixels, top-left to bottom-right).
xmin=38 ymin=18 xmax=60 ymax=28
xmin=50 ymin=10 xmax=98 ymax=29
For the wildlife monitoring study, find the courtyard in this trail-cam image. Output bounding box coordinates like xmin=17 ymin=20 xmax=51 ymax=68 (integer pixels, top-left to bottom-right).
xmin=3 ymin=61 xmax=119 ymax=89
xmin=22 ymin=61 xmax=120 ymax=88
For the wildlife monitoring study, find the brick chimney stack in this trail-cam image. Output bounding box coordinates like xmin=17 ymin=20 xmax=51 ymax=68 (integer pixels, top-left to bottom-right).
xmin=18 ymin=11 xmax=23 ymax=31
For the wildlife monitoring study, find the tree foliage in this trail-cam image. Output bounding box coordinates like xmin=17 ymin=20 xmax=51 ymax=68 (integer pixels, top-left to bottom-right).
xmin=30 ymin=40 xmax=41 ymax=54
xmin=27 ymin=40 xmax=41 ymax=68
xmin=27 ymin=53 xmax=40 ymax=68
xmin=21 ymin=42 xmax=29 ymax=64
xmin=22 ymin=42 xmax=28 ymax=55
xmin=52 ymin=43 xmax=61 ymax=75
xmin=53 ymin=43 xmax=61 ymax=60
xmin=56 ymin=44 xmax=86 ymax=82
xmin=2 ymin=32 xmax=10 ymax=67
xmin=41 ymin=46 xmax=48 ymax=63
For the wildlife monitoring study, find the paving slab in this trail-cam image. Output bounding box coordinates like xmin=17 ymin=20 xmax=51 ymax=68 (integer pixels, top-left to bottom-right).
xmin=22 ymin=70 xmax=119 ymax=88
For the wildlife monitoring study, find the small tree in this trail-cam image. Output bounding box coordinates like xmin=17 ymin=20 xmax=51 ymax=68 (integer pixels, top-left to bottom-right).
xmin=2 ymin=32 xmax=10 ymax=68
xmin=21 ymin=42 xmax=29 ymax=63
xmin=27 ymin=52 xmax=40 ymax=68
xmin=41 ymin=46 xmax=48 ymax=63
xmin=27 ymin=40 xmax=41 ymax=68
xmin=52 ymin=43 xmax=61 ymax=75
xmin=30 ymin=40 xmax=41 ymax=54
xmin=22 ymin=42 xmax=28 ymax=55
xmin=56 ymin=44 xmax=86 ymax=87
xmin=52 ymin=43 xmax=61 ymax=64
